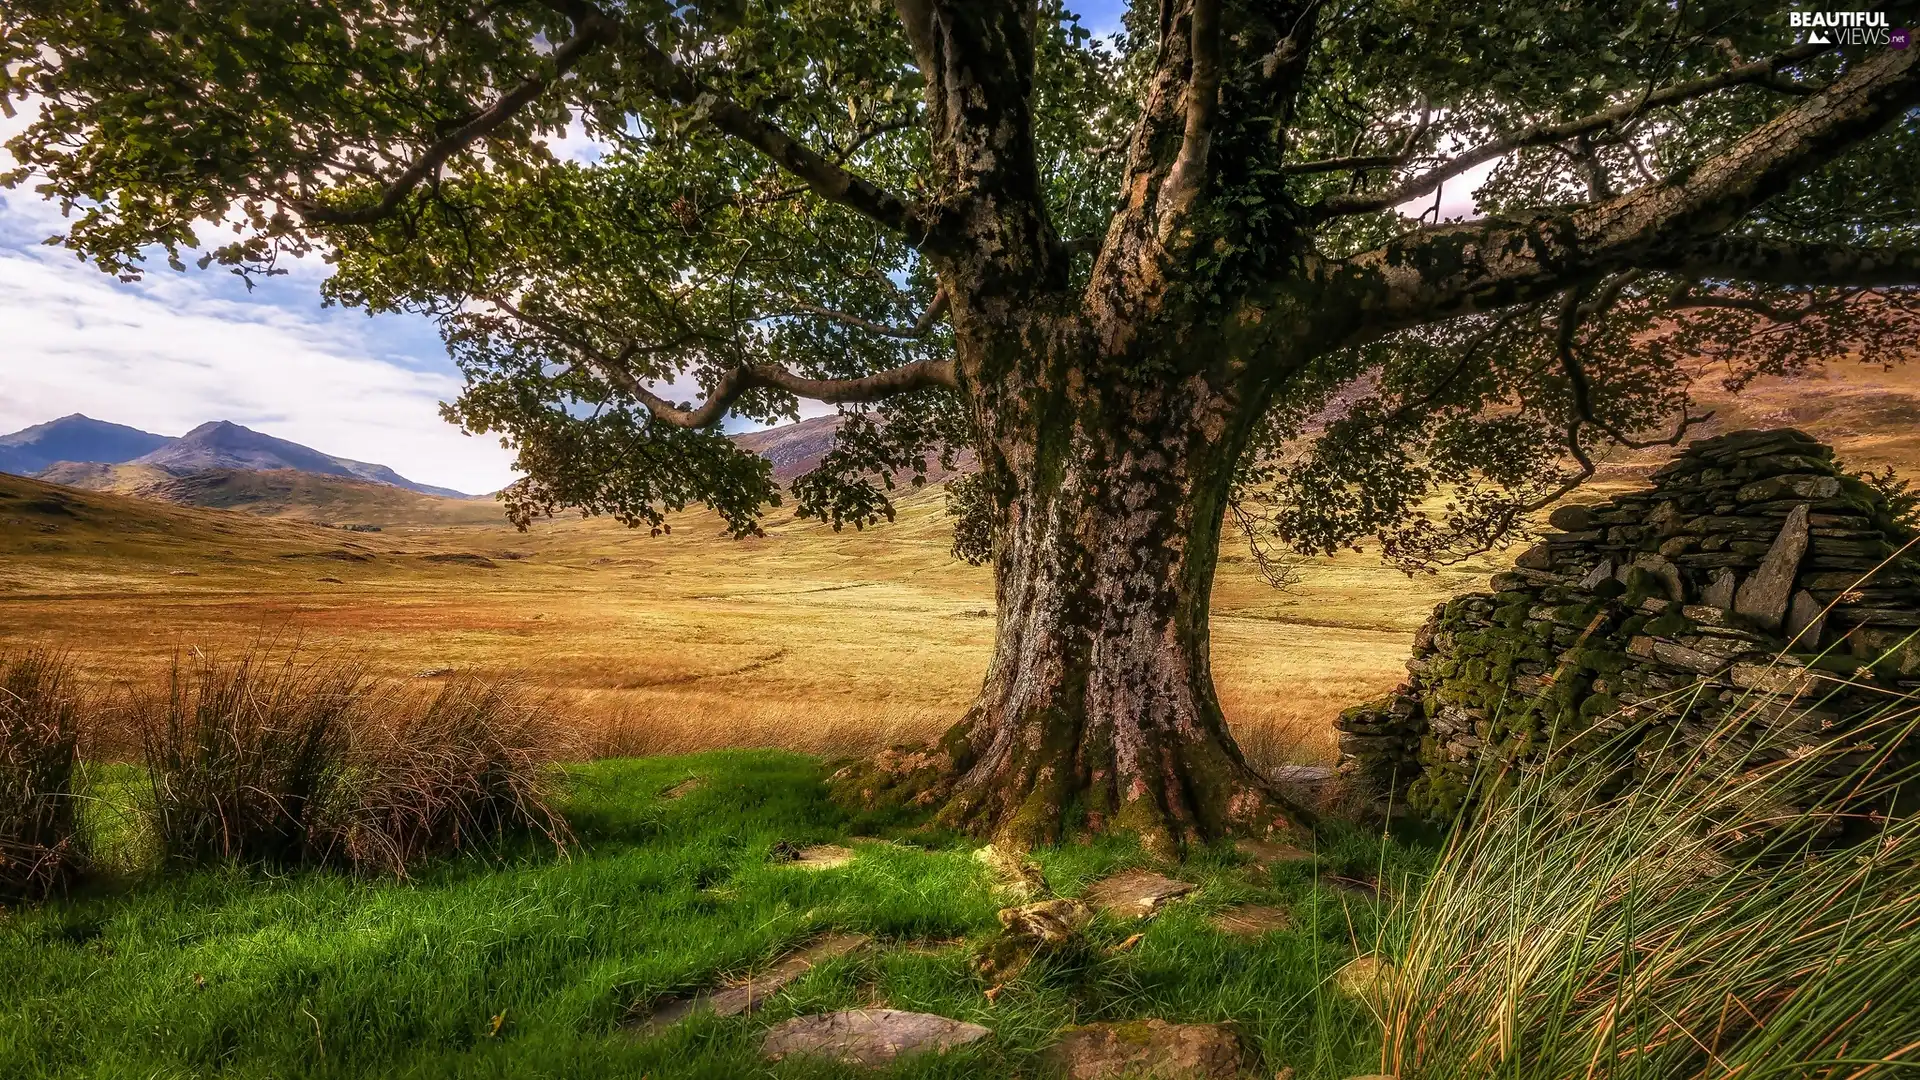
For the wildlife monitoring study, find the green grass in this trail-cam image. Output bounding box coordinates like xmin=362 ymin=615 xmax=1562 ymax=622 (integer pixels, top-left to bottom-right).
xmin=1 ymin=751 xmax=1420 ymax=1079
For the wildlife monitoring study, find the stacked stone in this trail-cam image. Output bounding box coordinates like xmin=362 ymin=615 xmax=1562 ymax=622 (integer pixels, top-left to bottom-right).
xmin=1337 ymin=429 xmax=1919 ymax=820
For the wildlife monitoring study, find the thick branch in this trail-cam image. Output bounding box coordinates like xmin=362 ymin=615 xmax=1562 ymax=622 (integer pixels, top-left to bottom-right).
xmin=1155 ymin=0 xmax=1221 ymax=239
xmin=296 ymin=12 xmax=612 ymax=226
xmin=1654 ymin=236 xmax=1920 ymax=286
xmin=1337 ymin=47 xmax=1920 ymax=337
xmin=1317 ymin=42 xmax=1833 ymax=217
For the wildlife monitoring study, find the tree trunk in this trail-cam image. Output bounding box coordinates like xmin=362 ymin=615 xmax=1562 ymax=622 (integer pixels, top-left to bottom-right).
xmin=925 ymin=359 xmax=1309 ymax=854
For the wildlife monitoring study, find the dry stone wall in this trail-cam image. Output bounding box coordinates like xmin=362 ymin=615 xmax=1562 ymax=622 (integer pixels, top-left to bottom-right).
xmin=1336 ymin=429 xmax=1920 ymax=819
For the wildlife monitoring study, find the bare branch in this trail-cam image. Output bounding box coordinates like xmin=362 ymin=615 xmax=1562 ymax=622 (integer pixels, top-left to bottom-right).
xmin=296 ymin=11 xmax=613 ymax=226
xmin=782 ymin=286 xmax=950 ymax=338
xmin=1316 ymin=42 xmax=1834 ymax=218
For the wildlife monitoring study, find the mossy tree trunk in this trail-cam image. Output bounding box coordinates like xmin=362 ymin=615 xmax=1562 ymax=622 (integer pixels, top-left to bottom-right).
xmin=927 ymin=323 xmax=1308 ymax=853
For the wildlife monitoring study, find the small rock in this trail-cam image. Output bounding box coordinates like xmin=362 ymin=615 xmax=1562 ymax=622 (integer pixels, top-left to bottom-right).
xmin=1734 ymin=503 xmax=1810 ymax=630
xmin=629 ymin=934 xmax=869 ymax=1034
xmin=1515 ymin=543 xmax=1554 ymax=570
xmin=1630 ymin=553 xmax=1686 ymax=602
xmin=975 ymin=843 xmax=1048 ymax=900
xmin=413 ymin=666 xmax=454 ymax=678
xmin=1235 ymin=836 xmax=1315 ymax=869
xmin=1207 ymin=904 xmax=1292 ymax=938
xmin=660 ymin=777 xmax=704 ymax=800
xmin=1333 ymin=955 xmax=1396 ymax=1006
xmin=760 ymin=1009 xmax=990 ymax=1067
xmin=784 ymin=844 xmax=855 ymax=870
xmin=1547 ymin=504 xmax=1594 ymax=532
xmin=1577 ymin=559 xmax=1615 ymax=590
xmin=1084 ymin=869 xmax=1198 ymax=919
xmin=1271 ymin=764 xmax=1336 ymax=787
xmin=1784 ymin=589 xmax=1826 ymax=647
xmin=1701 ymin=568 xmax=1739 ymax=609
xmin=1044 ymin=1019 xmax=1247 ymax=1080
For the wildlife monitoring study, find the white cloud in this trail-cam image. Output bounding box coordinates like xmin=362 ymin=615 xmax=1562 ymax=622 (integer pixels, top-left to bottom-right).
xmin=0 ymin=241 xmax=519 ymax=495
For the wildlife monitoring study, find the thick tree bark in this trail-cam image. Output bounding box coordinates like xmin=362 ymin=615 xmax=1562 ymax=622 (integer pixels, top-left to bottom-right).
xmin=912 ymin=320 xmax=1310 ymax=854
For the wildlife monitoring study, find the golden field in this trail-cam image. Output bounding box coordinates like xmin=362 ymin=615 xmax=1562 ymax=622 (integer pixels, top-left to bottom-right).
xmin=2 ymin=359 xmax=1916 ymax=768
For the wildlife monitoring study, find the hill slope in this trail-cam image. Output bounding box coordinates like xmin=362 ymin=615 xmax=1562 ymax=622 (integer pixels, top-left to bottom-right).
xmin=129 ymin=420 xmax=470 ymax=497
xmin=0 ymin=414 xmax=172 ymax=477
xmin=34 ymin=463 xmax=502 ymax=526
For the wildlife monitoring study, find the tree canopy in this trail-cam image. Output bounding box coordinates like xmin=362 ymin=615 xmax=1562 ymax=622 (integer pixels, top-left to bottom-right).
xmin=5 ymin=1 xmax=1917 ymax=562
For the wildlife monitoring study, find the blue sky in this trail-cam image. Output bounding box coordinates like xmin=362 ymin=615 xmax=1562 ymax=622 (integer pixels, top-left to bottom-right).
xmin=5 ymin=1 xmax=1454 ymax=497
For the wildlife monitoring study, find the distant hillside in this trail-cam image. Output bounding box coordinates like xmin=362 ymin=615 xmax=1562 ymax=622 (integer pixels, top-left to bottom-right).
xmin=39 ymin=464 xmax=502 ymax=527
xmin=129 ymin=420 xmax=470 ymax=498
xmin=0 ymin=414 xmax=172 ymax=477
xmin=730 ymin=414 xmax=975 ymax=485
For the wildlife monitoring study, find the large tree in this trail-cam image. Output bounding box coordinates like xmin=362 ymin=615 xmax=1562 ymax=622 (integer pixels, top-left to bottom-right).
xmin=6 ymin=1 xmax=1919 ymax=852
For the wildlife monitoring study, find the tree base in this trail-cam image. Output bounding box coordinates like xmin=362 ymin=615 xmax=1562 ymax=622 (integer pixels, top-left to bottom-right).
xmin=827 ymin=726 xmax=1313 ymax=858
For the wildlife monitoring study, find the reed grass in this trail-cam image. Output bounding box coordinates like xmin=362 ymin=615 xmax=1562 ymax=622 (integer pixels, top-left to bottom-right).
xmin=1373 ymin=671 xmax=1920 ymax=1079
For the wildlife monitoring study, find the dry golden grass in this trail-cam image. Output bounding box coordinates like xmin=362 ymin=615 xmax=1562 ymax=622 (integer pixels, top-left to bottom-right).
xmin=0 ymin=471 xmax=1475 ymax=768
xmin=3 ymin=358 xmax=1914 ymax=770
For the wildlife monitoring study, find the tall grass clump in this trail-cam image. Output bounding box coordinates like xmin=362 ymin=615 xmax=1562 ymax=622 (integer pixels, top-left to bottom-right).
xmin=1374 ymin=677 xmax=1920 ymax=1079
xmin=338 ymin=678 xmax=573 ymax=875
xmin=0 ymin=650 xmax=87 ymax=901
xmin=137 ymin=650 xmax=359 ymax=868
xmin=137 ymin=651 xmax=571 ymax=874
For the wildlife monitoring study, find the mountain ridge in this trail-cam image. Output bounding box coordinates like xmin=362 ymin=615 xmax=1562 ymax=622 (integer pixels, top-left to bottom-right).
xmin=0 ymin=415 xmax=471 ymax=498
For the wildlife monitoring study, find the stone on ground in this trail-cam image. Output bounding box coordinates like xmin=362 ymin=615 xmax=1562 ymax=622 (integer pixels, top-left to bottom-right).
xmin=1044 ymin=1019 xmax=1247 ymax=1079
xmin=760 ymin=1009 xmax=990 ymax=1067
xmin=1333 ymin=955 xmax=1396 ymax=1006
xmin=975 ymin=843 xmax=1048 ymax=899
xmin=660 ymin=777 xmax=703 ymax=799
xmin=1083 ymin=869 xmax=1197 ymax=918
xmin=1207 ymin=903 xmax=1292 ymax=938
xmin=628 ymin=933 xmax=869 ymax=1034
xmin=785 ymin=844 xmax=855 ymax=869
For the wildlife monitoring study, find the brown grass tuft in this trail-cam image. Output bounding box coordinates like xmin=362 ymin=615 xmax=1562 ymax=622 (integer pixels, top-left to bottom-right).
xmin=337 ymin=679 xmax=573 ymax=875
xmin=0 ymin=650 xmax=87 ymax=902
xmin=135 ymin=649 xmax=570 ymax=874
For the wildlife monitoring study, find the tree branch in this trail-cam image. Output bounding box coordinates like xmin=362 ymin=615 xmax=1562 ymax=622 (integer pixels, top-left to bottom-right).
xmin=1155 ymin=0 xmax=1222 ymax=240
xmin=1316 ymin=42 xmax=1834 ymax=218
xmin=782 ymin=286 xmax=950 ymax=338
xmin=295 ymin=11 xmax=614 ymax=226
xmin=493 ymin=297 xmax=956 ymax=429
xmin=1654 ymin=236 xmax=1920 ymax=287
xmin=1337 ymin=47 xmax=1920 ymax=337
xmin=543 ymin=0 xmax=932 ymax=247
xmin=1555 ymin=283 xmax=1711 ymax=450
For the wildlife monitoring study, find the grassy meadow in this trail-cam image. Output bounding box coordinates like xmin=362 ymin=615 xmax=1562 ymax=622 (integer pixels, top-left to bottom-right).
xmin=3 ymin=750 xmax=1418 ymax=1080
xmin=0 ymin=470 xmax=1495 ymax=769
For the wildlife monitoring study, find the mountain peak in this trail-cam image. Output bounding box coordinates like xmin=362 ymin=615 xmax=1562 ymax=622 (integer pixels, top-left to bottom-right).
xmin=0 ymin=414 xmax=174 ymax=476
